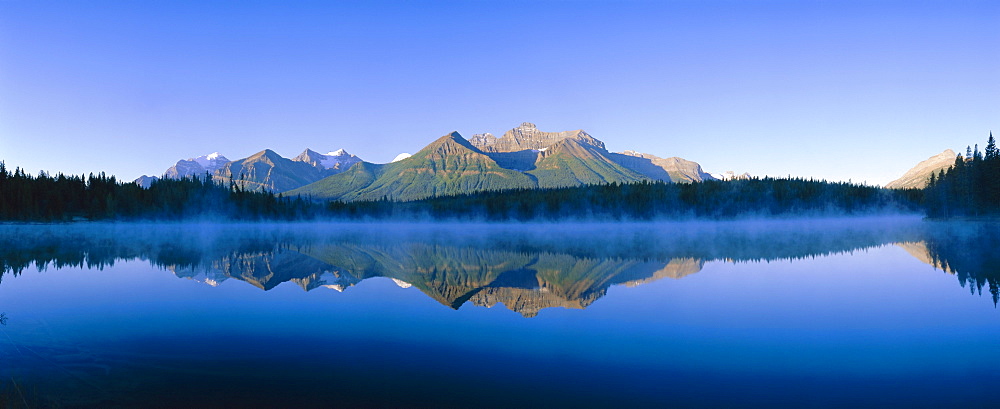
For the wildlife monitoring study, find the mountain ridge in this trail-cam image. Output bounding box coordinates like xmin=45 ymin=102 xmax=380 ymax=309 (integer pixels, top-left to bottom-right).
xmin=135 ymin=123 xmax=716 ymax=199
xmin=290 ymin=123 xmax=707 ymax=201
xmin=886 ymin=149 xmax=957 ymax=189
xmin=214 ymin=149 xmax=328 ymax=192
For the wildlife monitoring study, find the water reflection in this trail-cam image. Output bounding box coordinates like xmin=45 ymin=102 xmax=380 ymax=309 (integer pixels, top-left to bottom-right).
xmin=907 ymin=221 xmax=1000 ymax=304
xmin=1 ymin=219 xmax=996 ymax=316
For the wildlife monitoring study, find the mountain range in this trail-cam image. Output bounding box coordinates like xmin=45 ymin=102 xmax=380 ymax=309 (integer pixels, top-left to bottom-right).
xmin=134 ymin=122 xmax=962 ymax=198
xmin=136 ymin=122 xmax=717 ymax=201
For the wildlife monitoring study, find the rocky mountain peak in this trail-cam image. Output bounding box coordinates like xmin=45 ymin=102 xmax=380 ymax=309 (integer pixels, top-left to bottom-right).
xmin=469 ymin=133 xmax=497 ymax=147
xmin=886 ymin=149 xmax=957 ymax=189
xmin=133 ymin=175 xmax=160 ymax=188
xmin=293 ymin=148 xmax=361 ymax=171
xmin=425 ymin=131 xmax=480 ymax=154
xmin=254 ymin=149 xmax=281 ymax=160
xmin=469 ymin=122 xmax=606 ymax=153
xmin=163 ymin=152 xmax=231 ymax=179
xmin=610 ymin=150 xmax=716 ymax=183
xmin=294 ymin=148 xmax=321 ymax=157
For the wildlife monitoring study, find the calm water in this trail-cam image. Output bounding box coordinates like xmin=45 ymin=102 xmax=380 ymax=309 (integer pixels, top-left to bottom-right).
xmin=1 ymin=218 xmax=998 ymax=408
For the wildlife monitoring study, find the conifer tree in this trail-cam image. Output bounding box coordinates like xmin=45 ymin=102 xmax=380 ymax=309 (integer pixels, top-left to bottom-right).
xmin=986 ymin=132 xmax=998 ymax=160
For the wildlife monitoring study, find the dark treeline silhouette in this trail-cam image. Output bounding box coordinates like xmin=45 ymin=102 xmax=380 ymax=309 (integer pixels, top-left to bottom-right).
xmin=0 ymin=164 xmax=922 ymax=222
xmin=0 ymin=163 xmax=315 ymax=221
xmin=327 ymin=178 xmax=921 ymax=221
xmin=925 ymin=132 xmax=1000 ymax=218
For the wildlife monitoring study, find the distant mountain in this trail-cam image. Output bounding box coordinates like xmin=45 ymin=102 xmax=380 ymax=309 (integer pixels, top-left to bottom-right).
xmin=711 ymin=170 xmax=752 ymax=181
xmin=136 ymin=123 xmax=714 ymax=197
xmin=290 ymin=132 xmax=537 ymax=201
xmin=290 ymin=123 xmax=716 ymax=201
xmin=528 ymin=137 xmax=648 ymax=188
xmin=164 ymin=152 xmax=230 ymax=179
xmin=886 ymin=149 xmax=956 ymax=189
xmin=214 ymin=149 xmax=329 ymax=193
xmin=609 ymin=150 xmax=716 ymax=183
xmin=473 ymin=122 xmax=714 ymax=184
xmin=469 ymin=122 xmax=607 ymax=153
xmin=133 ymin=175 xmax=159 ymax=188
xmin=146 ymin=149 xmax=364 ymax=193
xmin=291 ymin=148 xmax=362 ymax=172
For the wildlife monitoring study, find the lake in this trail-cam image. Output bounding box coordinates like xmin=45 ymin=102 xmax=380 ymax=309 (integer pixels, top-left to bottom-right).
xmin=1 ymin=217 xmax=998 ymax=408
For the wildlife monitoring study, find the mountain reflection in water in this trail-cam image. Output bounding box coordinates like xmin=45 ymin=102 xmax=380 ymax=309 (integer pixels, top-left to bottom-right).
xmin=1 ymin=218 xmax=998 ymax=316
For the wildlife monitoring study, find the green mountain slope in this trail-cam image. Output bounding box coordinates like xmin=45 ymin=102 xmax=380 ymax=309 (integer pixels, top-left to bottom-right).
xmin=528 ymin=138 xmax=649 ymax=188
xmin=289 ymin=123 xmax=715 ymax=201
xmin=287 ymin=161 xmax=382 ymax=199
xmin=290 ymin=132 xmax=537 ymax=201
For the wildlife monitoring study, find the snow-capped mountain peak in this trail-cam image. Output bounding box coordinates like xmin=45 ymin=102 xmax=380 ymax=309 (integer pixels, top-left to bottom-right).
xmin=293 ymin=148 xmax=362 ymax=171
xmin=190 ymin=152 xmax=230 ymax=172
xmin=163 ymin=152 xmax=231 ymax=179
xmin=319 ymin=149 xmax=359 ymax=169
xmin=711 ymin=171 xmax=751 ymax=181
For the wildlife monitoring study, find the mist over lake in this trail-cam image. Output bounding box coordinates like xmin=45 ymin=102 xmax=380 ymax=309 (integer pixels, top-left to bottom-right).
xmin=1 ymin=217 xmax=999 ymax=408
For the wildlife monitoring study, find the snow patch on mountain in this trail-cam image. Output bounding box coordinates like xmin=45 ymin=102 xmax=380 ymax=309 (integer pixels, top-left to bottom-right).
xmin=319 ymin=149 xmax=360 ymax=169
xmin=162 ymin=152 xmax=230 ymax=179
xmin=293 ymin=148 xmax=362 ymax=171
xmin=712 ymin=171 xmax=752 ymax=181
xmin=391 ymin=153 xmax=412 ymax=162
xmin=190 ymin=152 xmax=230 ymax=172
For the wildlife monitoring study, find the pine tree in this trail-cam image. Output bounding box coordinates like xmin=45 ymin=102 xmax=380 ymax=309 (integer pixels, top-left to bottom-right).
xmin=987 ymin=132 xmax=998 ymax=160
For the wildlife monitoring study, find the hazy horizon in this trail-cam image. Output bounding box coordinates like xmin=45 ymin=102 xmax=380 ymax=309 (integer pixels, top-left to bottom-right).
xmin=1 ymin=0 xmax=997 ymax=185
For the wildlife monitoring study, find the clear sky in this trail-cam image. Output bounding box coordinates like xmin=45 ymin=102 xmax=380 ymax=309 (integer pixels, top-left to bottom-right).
xmin=1 ymin=0 xmax=997 ymax=185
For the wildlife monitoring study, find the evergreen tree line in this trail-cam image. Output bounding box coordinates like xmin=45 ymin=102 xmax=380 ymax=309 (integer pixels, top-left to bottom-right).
xmin=0 ymin=163 xmax=315 ymax=221
xmin=327 ymin=178 xmax=921 ymax=221
xmin=0 ymin=161 xmax=949 ymax=222
xmin=924 ymin=133 xmax=1000 ymax=218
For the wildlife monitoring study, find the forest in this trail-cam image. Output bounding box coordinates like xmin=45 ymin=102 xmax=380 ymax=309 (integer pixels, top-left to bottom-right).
xmin=0 ymin=159 xmax=925 ymax=222
xmin=924 ymin=133 xmax=1000 ymax=218
xmin=11 ymin=131 xmax=1000 ymax=221
xmin=326 ymin=178 xmax=921 ymax=220
xmin=0 ymin=164 xmax=313 ymax=221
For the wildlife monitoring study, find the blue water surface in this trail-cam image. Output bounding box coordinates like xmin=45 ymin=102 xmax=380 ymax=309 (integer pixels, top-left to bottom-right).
xmin=0 ymin=219 xmax=997 ymax=408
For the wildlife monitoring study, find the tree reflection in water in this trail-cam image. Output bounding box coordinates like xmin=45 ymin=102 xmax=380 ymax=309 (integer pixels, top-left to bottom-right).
xmin=0 ymin=219 xmax=997 ymax=314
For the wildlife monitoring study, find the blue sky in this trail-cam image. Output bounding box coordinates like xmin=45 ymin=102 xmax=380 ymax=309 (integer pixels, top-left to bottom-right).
xmin=1 ymin=0 xmax=997 ymax=185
